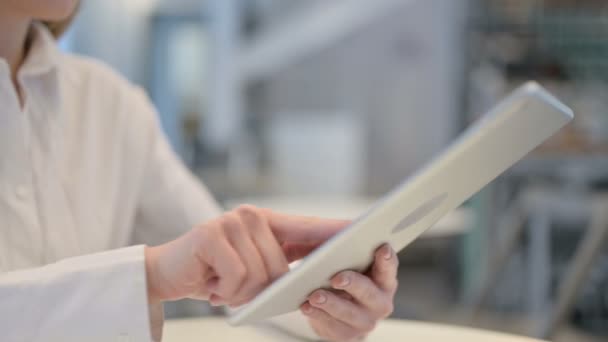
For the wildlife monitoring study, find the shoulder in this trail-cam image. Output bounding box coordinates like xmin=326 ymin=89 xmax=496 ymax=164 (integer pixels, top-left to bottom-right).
xmin=57 ymin=53 xmax=161 ymax=153
xmin=58 ymin=52 xmax=157 ymax=127
xmin=60 ymin=53 xmax=144 ymax=99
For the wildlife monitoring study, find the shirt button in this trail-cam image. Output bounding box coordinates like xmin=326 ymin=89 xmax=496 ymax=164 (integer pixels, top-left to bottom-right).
xmin=15 ymin=185 xmax=28 ymax=200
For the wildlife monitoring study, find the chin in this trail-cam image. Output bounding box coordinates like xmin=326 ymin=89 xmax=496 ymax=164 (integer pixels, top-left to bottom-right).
xmin=41 ymin=0 xmax=79 ymax=20
xmin=14 ymin=0 xmax=79 ymax=21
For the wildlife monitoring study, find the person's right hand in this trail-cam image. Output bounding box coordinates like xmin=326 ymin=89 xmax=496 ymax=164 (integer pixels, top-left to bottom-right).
xmin=144 ymin=205 xmax=349 ymax=307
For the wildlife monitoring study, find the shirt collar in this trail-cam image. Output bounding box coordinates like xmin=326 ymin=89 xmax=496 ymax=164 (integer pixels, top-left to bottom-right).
xmin=19 ymin=21 xmax=62 ymax=77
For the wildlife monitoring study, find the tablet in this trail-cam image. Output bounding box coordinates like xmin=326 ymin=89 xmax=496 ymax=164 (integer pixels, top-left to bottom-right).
xmin=228 ymin=81 xmax=573 ymax=325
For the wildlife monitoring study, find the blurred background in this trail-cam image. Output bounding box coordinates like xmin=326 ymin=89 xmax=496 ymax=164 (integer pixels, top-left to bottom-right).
xmin=61 ymin=0 xmax=608 ymax=341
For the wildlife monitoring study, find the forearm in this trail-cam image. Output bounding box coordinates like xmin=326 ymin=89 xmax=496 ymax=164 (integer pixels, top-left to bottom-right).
xmin=0 ymin=246 xmax=153 ymax=342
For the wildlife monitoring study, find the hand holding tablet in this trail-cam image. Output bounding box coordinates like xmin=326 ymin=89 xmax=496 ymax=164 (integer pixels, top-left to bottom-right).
xmin=229 ymin=81 xmax=574 ymax=325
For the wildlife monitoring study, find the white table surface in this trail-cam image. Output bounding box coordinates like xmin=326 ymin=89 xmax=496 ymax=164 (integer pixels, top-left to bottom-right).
xmin=226 ymin=196 xmax=473 ymax=239
xmin=163 ymin=317 xmax=546 ymax=342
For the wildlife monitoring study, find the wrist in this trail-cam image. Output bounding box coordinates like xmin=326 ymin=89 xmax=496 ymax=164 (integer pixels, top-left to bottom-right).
xmin=145 ymin=246 xmax=165 ymax=342
xmin=145 ymin=245 xmax=163 ymax=303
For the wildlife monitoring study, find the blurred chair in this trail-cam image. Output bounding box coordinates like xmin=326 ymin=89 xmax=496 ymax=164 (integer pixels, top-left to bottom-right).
xmin=467 ymin=183 xmax=608 ymax=340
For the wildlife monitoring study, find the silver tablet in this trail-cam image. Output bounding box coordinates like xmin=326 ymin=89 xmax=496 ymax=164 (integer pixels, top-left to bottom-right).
xmin=229 ymin=81 xmax=573 ymax=325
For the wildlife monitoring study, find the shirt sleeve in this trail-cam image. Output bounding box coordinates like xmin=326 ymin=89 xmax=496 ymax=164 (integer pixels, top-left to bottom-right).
xmin=0 ymin=245 xmax=153 ymax=342
xmin=130 ymin=88 xmax=222 ymax=247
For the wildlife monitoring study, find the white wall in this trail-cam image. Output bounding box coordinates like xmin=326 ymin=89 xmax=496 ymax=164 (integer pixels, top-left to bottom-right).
xmin=257 ymin=0 xmax=469 ymax=194
xmin=68 ymin=0 xmax=160 ymax=85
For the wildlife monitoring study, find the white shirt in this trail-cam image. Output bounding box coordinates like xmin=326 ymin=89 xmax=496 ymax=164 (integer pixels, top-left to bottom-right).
xmin=0 ymin=23 xmax=314 ymax=342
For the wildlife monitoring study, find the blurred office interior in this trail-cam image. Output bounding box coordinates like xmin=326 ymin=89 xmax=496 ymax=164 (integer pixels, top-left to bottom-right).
xmin=62 ymin=0 xmax=608 ymax=341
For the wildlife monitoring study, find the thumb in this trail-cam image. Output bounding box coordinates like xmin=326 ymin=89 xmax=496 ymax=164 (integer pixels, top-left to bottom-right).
xmin=262 ymin=209 xmax=351 ymax=243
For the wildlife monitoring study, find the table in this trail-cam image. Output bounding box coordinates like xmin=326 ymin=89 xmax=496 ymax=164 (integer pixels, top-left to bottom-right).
xmin=163 ymin=317 xmax=546 ymax=342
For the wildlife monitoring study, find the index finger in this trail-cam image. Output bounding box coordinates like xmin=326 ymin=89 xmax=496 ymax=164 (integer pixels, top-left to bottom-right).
xmin=204 ymin=234 xmax=246 ymax=299
xmin=263 ymin=209 xmax=350 ymax=243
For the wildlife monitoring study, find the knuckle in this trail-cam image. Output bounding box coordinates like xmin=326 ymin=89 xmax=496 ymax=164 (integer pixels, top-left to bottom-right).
xmin=233 ymin=263 xmax=247 ymax=283
xmin=383 ymin=278 xmax=398 ymax=296
xmin=241 ymin=272 xmax=267 ymax=296
xmin=194 ymin=224 xmax=212 ymax=241
xmin=236 ymin=205 xmax=262 ymax=222
xmin=221 ymin=213 xmax=243 ymax=233
xmin=254 ymin=269 xmax=270 ymax=286
xmin=248 ymin=221 xmax=267 ymax=236
xmin=195 ymin=224 xmax=221 ymax=246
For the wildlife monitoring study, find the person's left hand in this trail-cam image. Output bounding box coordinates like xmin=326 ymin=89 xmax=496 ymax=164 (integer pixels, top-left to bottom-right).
xmin=301 ymin=244 xmax=399 ymax=341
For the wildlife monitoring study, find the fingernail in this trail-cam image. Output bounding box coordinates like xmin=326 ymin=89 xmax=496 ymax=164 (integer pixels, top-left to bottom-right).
xmin=315 ymin=293 xmax=327 ymax=304
xmin=337 ymin=275 xmax=350 ymax=288
xmin=383 ymin=246 xmax=392 ymax=260
xmin=209 ymin=294 xmax=225 ymax=307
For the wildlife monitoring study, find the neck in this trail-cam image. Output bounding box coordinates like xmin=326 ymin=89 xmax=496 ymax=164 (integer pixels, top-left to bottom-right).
xmin=0 ymin=14 xmax=31 ymax=85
